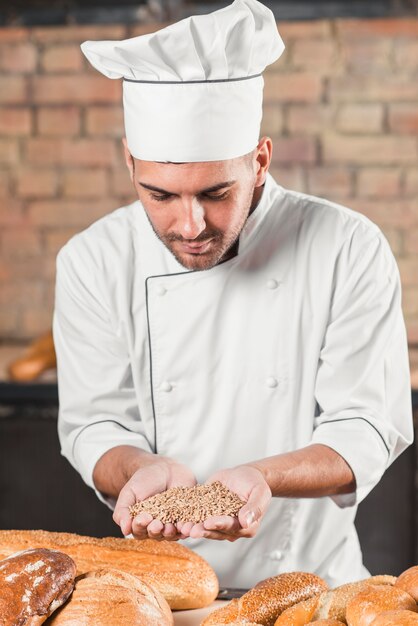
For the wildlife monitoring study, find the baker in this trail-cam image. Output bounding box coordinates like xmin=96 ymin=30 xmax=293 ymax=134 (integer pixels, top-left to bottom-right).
xmin=53 ymin=0 xmax=413 ymax=589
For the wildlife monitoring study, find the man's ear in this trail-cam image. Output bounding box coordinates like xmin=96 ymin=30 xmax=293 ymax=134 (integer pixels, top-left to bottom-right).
xmin=254 ymin=136 xmax=273 ymax=186
xmin=122 ymin=137 xmax=135 ymax=182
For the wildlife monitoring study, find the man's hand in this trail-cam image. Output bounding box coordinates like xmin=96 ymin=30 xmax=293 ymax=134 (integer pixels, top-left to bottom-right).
xmin=113 ymin=458 xmax=196 ymax=541
xmin=179 ymin=465 xmax=271 ymax=542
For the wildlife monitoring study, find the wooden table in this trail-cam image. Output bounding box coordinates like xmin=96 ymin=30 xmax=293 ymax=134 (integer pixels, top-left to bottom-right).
xmin=173 ymin=601 xmax=224 ymax=625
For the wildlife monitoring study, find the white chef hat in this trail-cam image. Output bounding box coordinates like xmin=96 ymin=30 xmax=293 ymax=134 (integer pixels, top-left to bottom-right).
xmin=81 ymin=0 xmax=284 ymax=162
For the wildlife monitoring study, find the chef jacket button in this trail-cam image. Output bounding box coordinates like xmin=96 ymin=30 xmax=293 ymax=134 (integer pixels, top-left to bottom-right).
xmin=270 ymin=550 xmax=284 ymax=560
xmin=266 ymin=377 xmax=278 ymax=388
xmin=160 ymin=381 xmax=173 ymax=392
xmin=156 ymin=285 xmax=167 ymax=296
xmin=266 ymin=279 xmax=279 ymax=290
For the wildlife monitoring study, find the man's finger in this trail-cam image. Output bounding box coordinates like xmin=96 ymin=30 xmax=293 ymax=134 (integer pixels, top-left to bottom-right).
xmin=203 ymin=515 xmax=240 ymax=533
xmin=238 ymin=484 xmax=270 ymax=529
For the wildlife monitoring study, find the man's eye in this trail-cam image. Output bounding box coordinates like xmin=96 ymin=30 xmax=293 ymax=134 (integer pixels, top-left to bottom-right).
xmin=205 ymin=192 xmax=229 ymax=201
xmin=150 ymin=193 xmax=172 ymax=202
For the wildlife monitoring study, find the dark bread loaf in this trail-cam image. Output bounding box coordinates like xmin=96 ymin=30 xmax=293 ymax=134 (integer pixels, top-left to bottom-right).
xmin=0 ymin=548 xmax=76 ymax=625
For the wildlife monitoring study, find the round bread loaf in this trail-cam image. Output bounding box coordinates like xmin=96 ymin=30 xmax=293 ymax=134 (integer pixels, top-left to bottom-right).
xmin=345 ymin=585 xmax=418 ymax=626
xmin=275 ymin=576 xmax=395 ymax=625
xmin=46 ymin=568 xmax=173 ymax=626
xmin=0 ymin=529 xmax=218 ymax=610
xmin=370 ymin=610 xmax=418 ymax=625
xmin=396 ymin=567 xmax=418 ymax=602
xmin=310 ymin=621 xmax=345 ymax=625
xmin=0 ymin=548 xmax=76 ymax=625
xmin=203 ymin=572 xmax=328 ymax=626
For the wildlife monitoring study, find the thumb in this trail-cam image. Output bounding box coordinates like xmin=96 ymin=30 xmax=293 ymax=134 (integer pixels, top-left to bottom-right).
xmin=238 ymin=484 xmax=270 ymax=530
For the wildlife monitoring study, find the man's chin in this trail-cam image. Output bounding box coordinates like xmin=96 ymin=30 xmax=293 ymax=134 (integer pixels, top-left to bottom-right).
xmin=173 ymin=251 xmax=221 ymax=271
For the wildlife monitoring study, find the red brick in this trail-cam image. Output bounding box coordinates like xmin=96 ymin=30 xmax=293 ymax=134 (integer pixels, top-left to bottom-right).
xmin=403 ymin=288 xmax=418 ymax=316
xmin=0 ymin=28 xmax=28 ymax=43
xmin=260 ymin=105 xmax=283 ymax=137
xmin=264 ymin=73 xmax=323 ymax=103
xmin=0 ymin=198 xmax=26 ymax=226
xmin=280 ymin=20 xmax=331 ymax=39
xmin=336 ymin=18 xmax=418 ymax=38
xmin=405 ymin=169 xmax=418 ymax=196
xmin=25 ymin=138 xmax=118 ymax=167
xmin=307 ymin=167 xmax=352 ymax=198
xmin=28 ymin=199 xmax=115 ymax=227
xmin=0 ymin=281 xmax=44 ymax=308
xmin=20 ymin=307 xmax=54 ymax=336
xmin=62 ymin=169 xmax=108 ymax=198
xmin=336 ymin=104 xmax=383 ymax=134
xmin=383 ymin=229 xmax=403 ymax=257
xmin=128 ymin=23 xmax=168 ymax=38
xmin=398 ymin=258 xmax=418 ymax=288
xmin=389 ymin=105 xmax=418 ymax=134
xmin=407 ymin=320 xmax=418 ymax=346
xmin=340 ymin=40 xmax=393 ymax=74
xmin=0 ymin=309 xmax=18 ymax=334
xmin=272 ymin=137 xmax=317 ymax=165
xmin=404 ymin=230 xmax=418 ymax=255
xmin=357 ymin=168 xmax=402 ymax=198
xmin=36 ymin=107 xmax=81 ymax=136
xmin=0 ymin=171 xmax=10 ymax=197
xmin=0 ymin=139 xmax=19 ymax=165
xmin=291 ymin=40 xmax=336 ymax=71
xmin=394 ymin=41 xmax=418 ymax=71
xmin=44 ymin=228 xmax=80 ymax=255
xmin=41 ymin=44 xmax=84 ymax=73
xmin=322 ymin=135 xmax=417 ymax=165
xmin=348 ymin=199 xmax=418 ymax=229
xmin=1 ymin=228 xmax=42 ymax=258
xmin=0 ymin=108 xmax=31 ymax=136
xmin=16 ymin=169 xmax=58 ymax=198
xmin=0 ymin=43 xmax=37 ymax=73
xmin=329 ymin=76 xmax=418 ymax=103
xmin=269 ymin=167 xmax=306 ymax=192
xmin=32 ymin=75 xmax=121 ymax=104
xmin=110 ymin=168 xmax=135 ymax=198
xmin=0 ymin=76 xmax=27 ymax=103
xmin=86 ymin=106 xmax=124 ymax=136
xmin=32 ymin=25 xmax=127 ymax=43
xmin=287 ymin=105 xmax=334 ymax=134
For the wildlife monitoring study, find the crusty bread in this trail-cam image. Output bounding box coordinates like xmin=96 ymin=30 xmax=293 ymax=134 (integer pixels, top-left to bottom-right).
xmin=203 ymin=572 xmax=328 ymax=626
xmin=46 ymin=568 xmax=173 ymax=625
xmin=345 ymin=584 xmax=418 ymax=626
xmin=0 ymin=548 xmax=76 ymax=625
xmin=310 ymin=621 xmax=345 ymax=625
xmin=275 ymin=575 xmax=396 ymax=625
xmin=370 ymin=610 xmax=418 ymax=625
xmin=0 ymin=529 xmax=218 ymax=610
xmin=396 ymin=566 xmax=418 ymax=602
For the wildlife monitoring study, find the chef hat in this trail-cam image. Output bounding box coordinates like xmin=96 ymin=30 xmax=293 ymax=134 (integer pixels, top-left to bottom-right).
xmin=81 ymin=0 xmax=284 ymax=162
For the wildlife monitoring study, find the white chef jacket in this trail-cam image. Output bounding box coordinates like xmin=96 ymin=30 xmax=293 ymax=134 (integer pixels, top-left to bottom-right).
xmin=53 ymin=171 xmax=413 ymax=589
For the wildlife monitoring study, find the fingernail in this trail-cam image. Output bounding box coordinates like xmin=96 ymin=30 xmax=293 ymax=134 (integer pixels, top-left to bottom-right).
xmin=246 ymin=511 xmax=256 ymax=527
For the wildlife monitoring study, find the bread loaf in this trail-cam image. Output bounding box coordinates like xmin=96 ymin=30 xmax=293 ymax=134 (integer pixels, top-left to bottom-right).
xmin=275 ymin=576 xmax=396 ymax=625
xmin=0 ymin=548 xmax=76 ymax=625
xmin=45 ymin=568 xmax=173 ymax=625
xmin=345 ymin=585 xmax=418 ymax=626
xmin=396 ymin=566 xmax=418 ymax=602
xmin=310 ymin=622 xmax=345 ymax=625
xmin=202 ymin=572 xmax=328 ymax=626
xmin=0 ymin=529 xmax=218 ymax=610
xmin=370 ymin=610 xmax=418 ymax=625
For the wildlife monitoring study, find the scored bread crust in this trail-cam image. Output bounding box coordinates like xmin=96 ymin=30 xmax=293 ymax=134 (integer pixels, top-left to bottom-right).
xmin=0 ymin=529 xmax=218 ymax=610
xmin=345 ymin=584 xmax=418 ymax=626
xmin=46 ymin=568 xmax=173 ymax=626
xmin=0 ymin=548 xmax=76 ymax=625
xmin=203 ymin=572 xmax=328 ymax=626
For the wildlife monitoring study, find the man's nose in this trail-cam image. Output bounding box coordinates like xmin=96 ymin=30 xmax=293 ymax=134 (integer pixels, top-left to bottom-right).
xmin=177 ymin=199 xmax=206 ymax=239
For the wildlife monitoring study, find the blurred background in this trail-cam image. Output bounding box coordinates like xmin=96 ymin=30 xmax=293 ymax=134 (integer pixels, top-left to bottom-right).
xmin=0 ymin=0 xmax=418 ymax=579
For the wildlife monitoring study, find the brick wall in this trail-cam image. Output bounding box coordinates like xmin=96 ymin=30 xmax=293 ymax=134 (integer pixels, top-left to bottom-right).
xmin=0 ymin=18 xmax=417 ymax=342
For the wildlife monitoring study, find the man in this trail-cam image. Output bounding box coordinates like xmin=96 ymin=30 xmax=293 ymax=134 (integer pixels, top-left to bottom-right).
xmin=53 ymin=0 xmax=413 ymax=588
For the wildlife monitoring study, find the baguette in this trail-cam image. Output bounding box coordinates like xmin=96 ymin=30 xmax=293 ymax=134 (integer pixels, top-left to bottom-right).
xmin=0 ymin=529 xmax=218 ymax=610
xmin=202 ymin=572 xmax=328 ymax=626
xmin=0 ymin=548 xmax=76 ymax=625
xmin=46 ymin=568 xmax=173 ymax=625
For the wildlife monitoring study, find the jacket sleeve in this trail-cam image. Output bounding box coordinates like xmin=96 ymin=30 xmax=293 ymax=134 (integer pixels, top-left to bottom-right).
xmin=311 ymin=227 xmax=413 ymax=508
xmin=53 ymin=241 xmax=152 ymax=507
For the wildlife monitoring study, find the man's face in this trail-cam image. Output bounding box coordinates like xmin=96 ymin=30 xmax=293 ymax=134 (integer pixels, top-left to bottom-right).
xmin=130 ymin=154 xmax=258 ymax=271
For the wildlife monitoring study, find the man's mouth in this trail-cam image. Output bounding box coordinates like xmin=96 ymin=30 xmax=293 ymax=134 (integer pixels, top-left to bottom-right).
xmin=177 ymin=238 xmax=214 ymax=254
